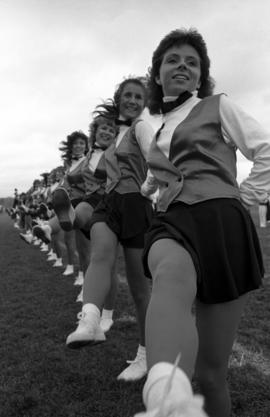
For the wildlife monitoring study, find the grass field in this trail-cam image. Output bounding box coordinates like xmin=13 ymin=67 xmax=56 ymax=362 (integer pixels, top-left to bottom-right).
xmin=0 ymin=209 xmax=269 ymax=417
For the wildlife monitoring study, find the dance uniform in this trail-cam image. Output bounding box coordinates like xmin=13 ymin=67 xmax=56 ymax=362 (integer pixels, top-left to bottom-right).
xmin=72 ymin=147 xmax=112 ymax=239
xmin=143 ymin=93 xmax=269 ymax=303
xmin=61 ymin=156 xmax=87 ymax=208
xmin=90 ymin=119 xmax=154 ymax=248
xmin=81 ymin=147 xmax=108 ymax=209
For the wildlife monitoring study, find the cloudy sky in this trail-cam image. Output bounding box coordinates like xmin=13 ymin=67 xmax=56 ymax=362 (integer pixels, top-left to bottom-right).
xmin=0 ymin=0 xmax=270 ymax=198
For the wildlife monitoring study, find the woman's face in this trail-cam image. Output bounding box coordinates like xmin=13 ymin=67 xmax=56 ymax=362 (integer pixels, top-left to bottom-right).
xmin=72 ymin=138 xmax=86 ymax=157
xmin=156 ymin=44 xmax=201 ymax=97
xmin=119 ymin=82 xmax=145 ymax=120
xmin=95 ymin=123 xmax=116 ymax=149
xmin=55 ymin=171 xmax=63 ymax=181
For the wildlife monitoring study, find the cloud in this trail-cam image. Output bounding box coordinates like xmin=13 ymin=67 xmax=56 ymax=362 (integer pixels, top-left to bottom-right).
xmin=0 ymin=0 xmax=270 ymax=197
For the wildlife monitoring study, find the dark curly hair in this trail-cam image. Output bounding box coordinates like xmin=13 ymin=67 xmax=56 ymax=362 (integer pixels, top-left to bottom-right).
xmin=59 ymin=131 xmax=89 ymax=164
xmin=148 ymin=28 xmax=215 ymax=115
xmin=88 ymin=115 xmax=118 ymax=148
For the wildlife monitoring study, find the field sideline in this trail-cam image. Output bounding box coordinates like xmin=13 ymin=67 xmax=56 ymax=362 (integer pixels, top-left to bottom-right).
xmin=0 ymin=209 xmax=269 ymax=417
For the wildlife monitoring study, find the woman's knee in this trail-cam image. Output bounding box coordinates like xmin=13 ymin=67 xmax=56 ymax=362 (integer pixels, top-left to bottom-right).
xmin=151 ymin=256 xmax=197 ymax=304
xmin=149 ymin=241 xmax=196 ymax=285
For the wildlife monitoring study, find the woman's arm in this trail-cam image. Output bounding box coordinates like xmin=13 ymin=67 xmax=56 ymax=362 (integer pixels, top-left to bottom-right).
xmin=220 ymin=94 xmax=270 ymax=207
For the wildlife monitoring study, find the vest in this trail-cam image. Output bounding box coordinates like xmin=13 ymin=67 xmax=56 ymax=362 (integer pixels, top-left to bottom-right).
xmin=81 ymin=151 xmax=107 ymax=196
xmin=65 ymin=158 xmax=86 ymax=200
xmin=148 ymin=95 xmax=240 ymax=212
xmin=105 ymin=120 xmax=148 ymax=194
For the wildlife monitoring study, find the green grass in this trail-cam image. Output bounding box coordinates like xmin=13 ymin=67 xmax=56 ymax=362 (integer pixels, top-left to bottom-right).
xmin=0 ymin=208 xmax=269 ymax=417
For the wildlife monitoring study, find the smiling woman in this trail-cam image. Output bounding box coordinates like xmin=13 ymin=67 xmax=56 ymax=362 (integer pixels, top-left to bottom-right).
xmin=135 ymin=27 xmax=270 ymax=417
xmin=65 ymin=76 xmax=155 ymax=383
xmin=119 ymin=82 xmax=146 ymax=120
xmin=155 ymin=44 xmax=201 ymax=97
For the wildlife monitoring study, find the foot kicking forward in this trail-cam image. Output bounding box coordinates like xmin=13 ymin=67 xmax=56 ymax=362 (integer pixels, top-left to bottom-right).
xmin=52 ymin=188 xmax=75 ymax=231
xmin=32 ymin=224 xmax=52 ymax=244
xmin=134 ymin=355 xmax=208 ymax=417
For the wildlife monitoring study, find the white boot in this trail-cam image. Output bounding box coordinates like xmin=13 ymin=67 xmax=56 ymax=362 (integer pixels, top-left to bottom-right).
xmin=40 ymin=243 xmax=49 ymax=252
xmin=53 ymin=258 xmax=63 ymax=267
xmin=76 ymin=288 xmax=83 ymax=302
xmin=117 ymin=345 xmax=147 ymax=381
xmin=33 ymin=239 xmax=41 ymax=246
xmin=100 ymin=309 xmax=114 ymax=333
xmin=134 ymin=361 xmax=207 ymax=417
xmin=19 ymin=232 xmax=33 ymax=245
xmin=47 ymin=252 xmax=58 ymax=261
xmin=66 ymin=303 xmax=106 ymax=348
xmin=63 ymin=264 xmax=74 ymax=276
xmin=74 ymin=271 xmax=84 ymax=286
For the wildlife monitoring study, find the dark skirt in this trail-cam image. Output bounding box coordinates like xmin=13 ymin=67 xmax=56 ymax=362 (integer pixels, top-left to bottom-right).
xmin=143 ymin=198 xmax=264 ymax=304
xmin=83 ymin=192 xmax=103 ymax=209
xmin=90 ymin=191 xmax=153 ymax=248
xmin=78 ymin=192 xmax=104 ymax=240
xmin=71 ymin=198 xmax=83 ymax=209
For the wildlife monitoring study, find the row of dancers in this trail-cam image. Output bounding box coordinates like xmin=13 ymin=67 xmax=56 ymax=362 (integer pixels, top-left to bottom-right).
xmin=8 ymin=27 xmax=270 ymax=417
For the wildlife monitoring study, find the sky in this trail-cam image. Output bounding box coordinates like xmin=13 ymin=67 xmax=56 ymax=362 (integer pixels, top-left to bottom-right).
xmin=0 ymin=0 xmax=270 ymax=198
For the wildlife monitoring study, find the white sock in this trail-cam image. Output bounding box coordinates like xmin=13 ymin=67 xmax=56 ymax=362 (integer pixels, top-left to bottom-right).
xmin=143 ymin=362 xmax=192 ymax=411
xmin=101 ymin=309 xmax=113 ymax=320
xmin=137 ymin=344 xmax=146 ymax=359
xmin=44 ymin=224 xmax=52 ymax=234
xmin=82 ymin=303 xmax=101 ymax=327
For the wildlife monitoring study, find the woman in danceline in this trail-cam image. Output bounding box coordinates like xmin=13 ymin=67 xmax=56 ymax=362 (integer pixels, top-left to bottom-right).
xmin=66 ymin=77 xmax=155 ymax=382
xmin=50 ymin=114 xmax=120 ymax=328
xmin=33 ymin=131 xmax=89 ymax=275
xmin=135 ymin=28 xmax=270 ymax=417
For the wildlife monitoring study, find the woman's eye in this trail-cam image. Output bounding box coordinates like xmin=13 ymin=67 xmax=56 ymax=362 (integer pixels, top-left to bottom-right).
xmin=187 ymin=60 xmax=198 ymax=67
xmin=167 ymin=58 xmax=176 ymax=64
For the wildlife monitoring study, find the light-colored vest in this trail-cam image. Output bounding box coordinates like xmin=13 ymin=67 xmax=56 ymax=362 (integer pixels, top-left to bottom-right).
xmin=105 ymin=120 xmax=148 ymax=194
xmin=148 ymin=95 xmax=240 ymax=212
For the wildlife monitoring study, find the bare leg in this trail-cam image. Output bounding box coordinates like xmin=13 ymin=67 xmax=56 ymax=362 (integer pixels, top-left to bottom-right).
xmin=146 ymin=238 xmax=198 ymax=379
xmin=51 ymin=230 xmax=64 ymax=259
xmin=74 ymin=201 xmax=94 ymax=230
xmin=195 ymin=295 xmax=249 ymax=417
xmin=63 ymin=230 xmax=77 ymax=265
xmin=48 ymin=215 xmax=62 ymax=235
xmin=24 ymin=214 xmax=32 ymax=232
xmin=83 ymin=222 xmax=118 ymax=310
xmin=75 ymin=229 xmax=90 ymax=273
xmin=258 ymin=204 xmax=267 ymax=227
xmin=124 ymin=247 xmax=150 ymax=346
xmin=103 ymin=257 xmax=119 ymax=310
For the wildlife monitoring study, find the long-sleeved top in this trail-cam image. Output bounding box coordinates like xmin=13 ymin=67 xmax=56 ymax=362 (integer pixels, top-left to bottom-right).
xmin=142 ymin=92 xmax=270 ymax=208
xmin=105 ymin=118 xmax=155 ymax=194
